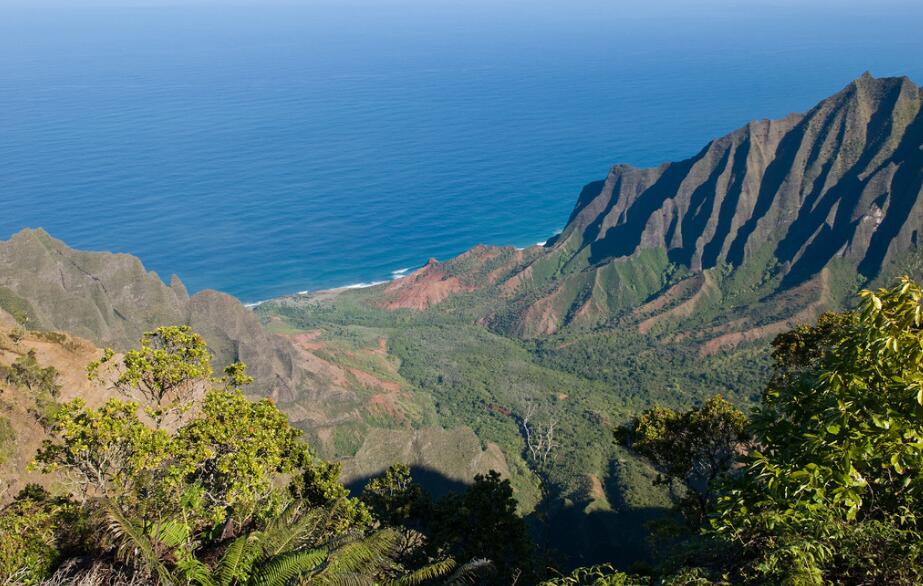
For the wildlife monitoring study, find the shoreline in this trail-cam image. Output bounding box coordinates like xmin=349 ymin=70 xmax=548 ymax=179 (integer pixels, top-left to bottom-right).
xmin=243 ymin=229 xmax=561 ymax=309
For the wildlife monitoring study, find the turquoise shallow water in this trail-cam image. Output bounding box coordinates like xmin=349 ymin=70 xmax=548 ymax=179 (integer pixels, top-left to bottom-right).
xmin=2 ymin=0 xmax=922 ymax=303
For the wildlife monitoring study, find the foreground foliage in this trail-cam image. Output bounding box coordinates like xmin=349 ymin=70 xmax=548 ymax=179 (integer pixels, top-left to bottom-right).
xmin=4 ymin=277 xmax=923 ymax=584
xmin=0 ymin=327 xmax=505 ymax=584
xmin=603 ymin=277 xmax=923 ymax=584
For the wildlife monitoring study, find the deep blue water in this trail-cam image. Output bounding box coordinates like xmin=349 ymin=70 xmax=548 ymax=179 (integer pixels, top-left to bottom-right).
xmin=2 ymin=0 xmax=922 ymax=303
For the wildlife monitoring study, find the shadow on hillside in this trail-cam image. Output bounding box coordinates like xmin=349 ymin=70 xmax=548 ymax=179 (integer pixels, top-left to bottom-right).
xmin=526 ymin=474 xmax=673 ymax=572
xmin=346 ymin=464 xmax=674 ymax=573
xmin=344 ymin=465 xmax=470 ymax=499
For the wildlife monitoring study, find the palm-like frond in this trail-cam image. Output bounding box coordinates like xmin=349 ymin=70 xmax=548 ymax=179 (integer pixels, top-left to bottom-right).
xmin=258 ymin=505 xmax=326 ymax=559
xmin=308 ymin=573 xmax=374 ymax=586
xmin=176 ymin=556 xmax=217 ymax=586
xmin=315 ymin=529 xmax=398 ymax=578
xmin=216 ymin=535 xmax=253 ymax=586
xmin=104 ymin=506 xmax=176 ymax=585
xmin=248 ymin=548 xmax=327 ymax=586
xmin=153 ymin=518 xmax=193 ymax=549
xmin=387 ymin=557 xmax=457 ymax=586
xmin=444 ymin=559 xmax=493 ymax=585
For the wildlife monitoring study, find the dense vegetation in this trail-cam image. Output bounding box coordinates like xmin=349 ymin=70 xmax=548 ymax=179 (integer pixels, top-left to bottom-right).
xmin=0 ymin=326 xmax=534 ymax=584
xmin=551 ymin=277 xmax=923 ymax=585
xmin=3 ymin=278 xmax=923 ymax=583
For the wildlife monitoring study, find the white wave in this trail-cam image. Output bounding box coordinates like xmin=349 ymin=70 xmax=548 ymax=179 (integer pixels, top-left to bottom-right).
xmin=339 ymin=280 xmax=388 ymax=290
xmin=390 ymin=267 xmax=411 ymax=279
xmin=244 ymin=300 xmax=265 ymax=308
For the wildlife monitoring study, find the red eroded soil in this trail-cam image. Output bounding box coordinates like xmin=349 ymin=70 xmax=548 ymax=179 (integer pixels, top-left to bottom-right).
xmin=380 ymin=260 xmax=470 ymax=310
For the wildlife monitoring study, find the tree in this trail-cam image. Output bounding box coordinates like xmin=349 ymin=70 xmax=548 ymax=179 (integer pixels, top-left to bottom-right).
xmin=289 ymin=459 xmax=372 ymax=534
xmin=39 ymin=328 xmax=337 ymax=535
xmin=430 ymin=471 xmax=535 ymax=584
xmin=33 ymin=397 xmax=170 ymax=504
xmin=713 ymin=277 xmax=923 ymax=584
xmin=89 ymin=325 xmax=213 ymax=427
xmin=362 ymin=464 xmax=428 ymax=528
xmin=619 ymin=395 xmax=749 ymax=524
xmin=518 ymin=399 xmax=560 ymax=467
xmin=168 ymin=387 xmax=311 ymax=531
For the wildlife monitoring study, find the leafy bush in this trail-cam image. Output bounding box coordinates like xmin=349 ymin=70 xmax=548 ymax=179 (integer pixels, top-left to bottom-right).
xmin=710 ymin=277 xmax=923 ymax=584
xmin=0 ymin=487 xmax=85 ymax=584
xmin=5 ymin=349 xmax=60 ymax=397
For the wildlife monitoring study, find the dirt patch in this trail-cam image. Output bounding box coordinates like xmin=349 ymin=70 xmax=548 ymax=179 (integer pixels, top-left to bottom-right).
xmin=699 ymin=270 xmax=830 ymax=356
xmin=486 ymin=249 xmax=526 ymax=284
xmin=520 ymin=292 xmax=562 ymax=337
xmin=286 ymin=334 xmax=351 ymax=388
xmin=456 ymin=244 xmax=502 ymax=266
xmin=634 ymin=274 xmax=704 ymax=318
xmin=380 ymin=260 xmax=470 ymax=310
xmin=500 ymin=265 xmax=534 ymax=297
xmin=0 ymin=328 xmax=115 ymax=500
xmin=368 ymin=393 xmax=401 ymax=419
xmin=292 ymin=330 xmax=325 ymax=351
xmin=349 ymin=367 xmax=401 ymax=393
xmin=638 ymin=272 xmax=716 ymax=334
xmin=587 ymin=474 xmax=607 ymax=501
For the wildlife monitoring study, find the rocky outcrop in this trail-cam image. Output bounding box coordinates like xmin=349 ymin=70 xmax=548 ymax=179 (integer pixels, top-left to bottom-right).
xmin=0 ymin=228 xmax=300 ymax=399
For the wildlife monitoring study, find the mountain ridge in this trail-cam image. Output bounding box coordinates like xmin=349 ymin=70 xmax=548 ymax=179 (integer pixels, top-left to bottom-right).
xmin=356 ymin=74 xmax=922 ymax=347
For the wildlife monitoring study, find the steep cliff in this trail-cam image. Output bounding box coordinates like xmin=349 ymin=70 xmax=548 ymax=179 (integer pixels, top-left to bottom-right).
xmin=370 ymin=75 xmax=923 ymax=348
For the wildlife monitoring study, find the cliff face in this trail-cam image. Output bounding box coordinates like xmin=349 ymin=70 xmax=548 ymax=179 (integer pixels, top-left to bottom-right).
xmin=0 ymin=228 xmax=304 ymax=400
xmin=556 ymin=73 xmax=922 ymax=283
xmin=361 ymin=75 xmax=922 ymax=348
xmin=408 ymin=75 xmax=918 ymax=338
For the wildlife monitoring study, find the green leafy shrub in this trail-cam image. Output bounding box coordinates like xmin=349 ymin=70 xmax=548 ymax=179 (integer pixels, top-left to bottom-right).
xmin=712 ymin=277 xmax=923 ymax=584
xmin=5 ymin=349 xmax=60 ymax=397
xmin=0 ymin=487 xmax=85 ymax=584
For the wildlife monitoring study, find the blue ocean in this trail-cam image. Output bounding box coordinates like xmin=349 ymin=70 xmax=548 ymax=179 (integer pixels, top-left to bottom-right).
xmin=2 ymin=0 xmax=922 ymax=303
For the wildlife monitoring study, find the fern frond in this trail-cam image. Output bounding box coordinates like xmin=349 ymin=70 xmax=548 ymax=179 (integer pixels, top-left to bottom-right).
xmin=309 ymin=573 xmax=374 ymax=586
xmin=105 ymin=505 xmax=176 ymax=585
xmin=153 ymin=517 xmax=192 ymax=549
xmin=259 ymin=505 xmax=326 ymax=559
xmin=388 ymin=557 xmax=457 ymax=586
xmin=444 ymin=559 xmax=493 ymax=585
xmin=217 ymin=535 xmax=253 ymax=586
xmin=248 ymin=548 xmax=327 ymax=586
xmin=317 ymin=529 xmax=398 ymax=577
xmin=175 ymin=556 xmax=217 ymax=586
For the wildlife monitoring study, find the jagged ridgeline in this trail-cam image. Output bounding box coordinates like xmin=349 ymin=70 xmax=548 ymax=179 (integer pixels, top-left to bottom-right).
xmin=501 ymin=72 xmax=923 ymax=340
xmin=1 ymin=74 xmax=921 ymax=568
xmin=362 ymin=73 xmax=923 ymax=345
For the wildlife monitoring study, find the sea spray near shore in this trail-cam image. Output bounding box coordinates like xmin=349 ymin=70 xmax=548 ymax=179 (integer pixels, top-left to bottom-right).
xmin=339 ymin=280 xmax=389 ymax=290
